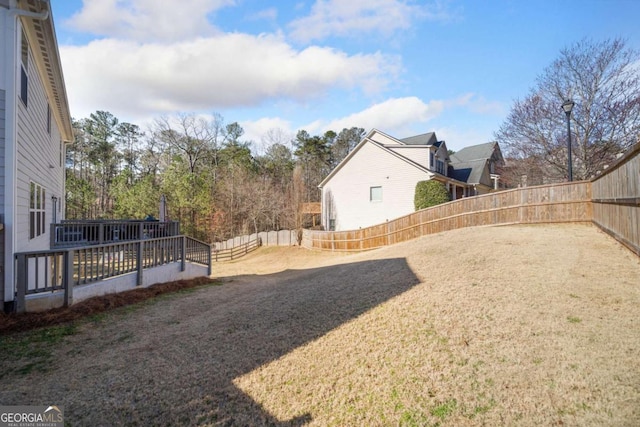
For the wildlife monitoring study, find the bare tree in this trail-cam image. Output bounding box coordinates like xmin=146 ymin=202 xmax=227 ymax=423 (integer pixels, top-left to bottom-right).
xmin=153 ymin=114 xmax=221 ymax=174
xmin=496 ymin=38 xmax=640 ymax=182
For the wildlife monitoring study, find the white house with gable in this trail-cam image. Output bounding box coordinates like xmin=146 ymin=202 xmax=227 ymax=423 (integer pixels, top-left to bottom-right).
xmin=1 ymin=0 xmax=73 ymax=311
xmin=319 ymin=129 xmax=503 ymax=232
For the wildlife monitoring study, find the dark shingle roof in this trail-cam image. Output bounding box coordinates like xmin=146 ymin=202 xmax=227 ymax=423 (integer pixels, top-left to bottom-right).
xmin=449 ymin=159 xmax=488 ymax=184
xmin=451 ymin=141 xmax=498 ymax=163
xmin=400 ymin=132 xmax=438 ymax=146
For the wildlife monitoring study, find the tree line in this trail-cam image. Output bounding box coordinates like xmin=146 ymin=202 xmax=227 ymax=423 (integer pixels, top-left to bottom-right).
xmin=65 ymin=112 xmax=364 ymax=242
xmin=66 ymin=38 xmax=639 ymax=242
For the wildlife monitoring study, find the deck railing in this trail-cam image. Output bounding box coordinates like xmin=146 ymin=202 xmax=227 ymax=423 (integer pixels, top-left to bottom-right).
xmin=15 ymin=235 xmax=211 ymax=313
xmin=50 ymin=220 xmax=180 ymax=248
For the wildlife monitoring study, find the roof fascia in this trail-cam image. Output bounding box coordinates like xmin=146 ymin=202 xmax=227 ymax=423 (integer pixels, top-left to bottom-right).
xmin=19 ymin=0 xmax=73 ymax=142
xmin=369 ymin=128 xmax=405 ymax=145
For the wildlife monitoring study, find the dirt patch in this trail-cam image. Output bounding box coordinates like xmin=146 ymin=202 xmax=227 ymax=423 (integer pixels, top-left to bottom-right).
xmin=0 ymin=224 xmax=639 ymax=426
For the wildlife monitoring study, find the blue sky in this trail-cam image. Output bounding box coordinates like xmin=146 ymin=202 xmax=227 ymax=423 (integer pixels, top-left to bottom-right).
xmin=50 ymin=0 xmax=640 ymax=152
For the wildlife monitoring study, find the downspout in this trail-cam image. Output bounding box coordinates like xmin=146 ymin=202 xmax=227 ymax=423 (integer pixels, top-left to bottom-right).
xmin=3 ymin=0 xmax=50 ymax=310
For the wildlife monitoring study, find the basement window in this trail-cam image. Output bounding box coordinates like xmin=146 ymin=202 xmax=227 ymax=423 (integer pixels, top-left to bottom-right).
xmin=370 ymin=186 xmax=382 ymax=202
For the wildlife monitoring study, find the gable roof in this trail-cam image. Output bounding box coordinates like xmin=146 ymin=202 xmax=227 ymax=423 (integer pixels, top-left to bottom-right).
xmin=449 ymin=141 xmax=502 ymax=186
xmin=400 ymin=132 xmax=438 ymax=146
xmin=318 ymin=128 xmax=434 ymax=188
xmin=449 ymin=159 xmax=488 ymax=184
xmin=319 ymin=129 xmax=501 ymax=188
xmin=451 ymin=141 xmax=501 ymax=163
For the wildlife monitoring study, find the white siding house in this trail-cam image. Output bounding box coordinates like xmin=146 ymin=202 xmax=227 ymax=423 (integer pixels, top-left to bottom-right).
xmin=319 ymin=129 xmax=503 ymax=231
xmin=1 ymin=0 xmax=73 ymax=311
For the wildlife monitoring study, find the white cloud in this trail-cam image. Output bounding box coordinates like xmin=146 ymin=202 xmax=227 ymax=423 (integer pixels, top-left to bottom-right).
xmin=445 ymin=93 xmax=505 ymax=115
xmin=247 ymin=7 xmax=278 ymax=22
xmin=305 ymin=96 xmax=444 ymax=135
xmin=296 ymin=94 xmax=503 ymax=150
xmin=66 ymin=0 xmax=235 ymax=42
xmin=60 ymin=34 xmax=399 ymax=121
xmin=288 ymin=0 xmax=458 ymax=43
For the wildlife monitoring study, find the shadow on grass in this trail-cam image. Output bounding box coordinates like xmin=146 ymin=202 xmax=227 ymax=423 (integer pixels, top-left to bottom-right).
xmin=1 ymin=257 xmax=420 ymax=426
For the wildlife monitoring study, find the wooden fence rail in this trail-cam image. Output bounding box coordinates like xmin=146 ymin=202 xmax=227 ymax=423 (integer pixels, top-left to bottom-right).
xmin=302 ymin=181 xmax=593 ymax=251
xmin=212 ymin=238 xmax=262 ymax=261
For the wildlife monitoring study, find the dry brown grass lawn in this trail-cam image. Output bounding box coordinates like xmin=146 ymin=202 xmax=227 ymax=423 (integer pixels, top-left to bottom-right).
xmin=0 ymin=223 xmax=639 ymax=426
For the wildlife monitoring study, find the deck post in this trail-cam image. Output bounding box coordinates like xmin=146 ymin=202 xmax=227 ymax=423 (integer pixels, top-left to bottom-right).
xmin=64 ymin=250 xmax=74 ymax=307
xmin=181 ymin=236 xmax=186 ymax=272
xmin=15 ymin=254 xmax=27 ymax=313
xmin=136 ymin=241 xmax=144 ymax=286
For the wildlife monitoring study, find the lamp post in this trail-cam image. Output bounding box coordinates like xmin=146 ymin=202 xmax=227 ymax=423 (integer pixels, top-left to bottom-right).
xmin=561 ymin=99 xmax=575 ymax=182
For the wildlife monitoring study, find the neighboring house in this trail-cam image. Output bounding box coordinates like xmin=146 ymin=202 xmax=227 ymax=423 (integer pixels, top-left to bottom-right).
xmin=449 ymin=140 xmax=505 ymax=196
xmin=319 ymin=129 xmax=504 ymax=231
xmin=1 ymin=0 xmax=73 ymax=311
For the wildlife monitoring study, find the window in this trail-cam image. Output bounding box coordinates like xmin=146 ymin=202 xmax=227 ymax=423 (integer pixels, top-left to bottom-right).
xmin=436 ymin=159 xmax=445 ymax=175
xmin=329 ymin=219 xmax=335 ymax=231
xmin=30 ymin=182 xmax=46 ymax=239
xmin=370 ymin=186 xmax=382 ymax=202
xmin=430 ymin=152 xmax=435 ymax=168
xmin=20 ymin=30 xmax=29 ymax=106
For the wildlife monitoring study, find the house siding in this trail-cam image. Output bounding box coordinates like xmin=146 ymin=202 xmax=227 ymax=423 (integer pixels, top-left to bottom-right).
xmin=386 ymin=146 xmax=430 ymax=169
xmin=322 ymin=141 xmax=431 ymax=231
xmin=369 ymin=130 xmax=400 ymax=146
xmin=15 ymin=30 xmax=65 ymax=253
xmin=0 ymin=89 xmax=6 ymax=300
xmin=476 ymin=167 xmax=493 ymax=193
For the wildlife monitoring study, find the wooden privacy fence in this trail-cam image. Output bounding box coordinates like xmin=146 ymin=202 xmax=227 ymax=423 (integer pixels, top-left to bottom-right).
xmin=591 ymin=141 xmax=640 ymax=256
xmin=213 ymin=230 xmax=298 ymax=250
xmin=212 ymin=238 xmax=262 ymax=261
xmin=302 ymin=181 xmax=593 ymax=251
